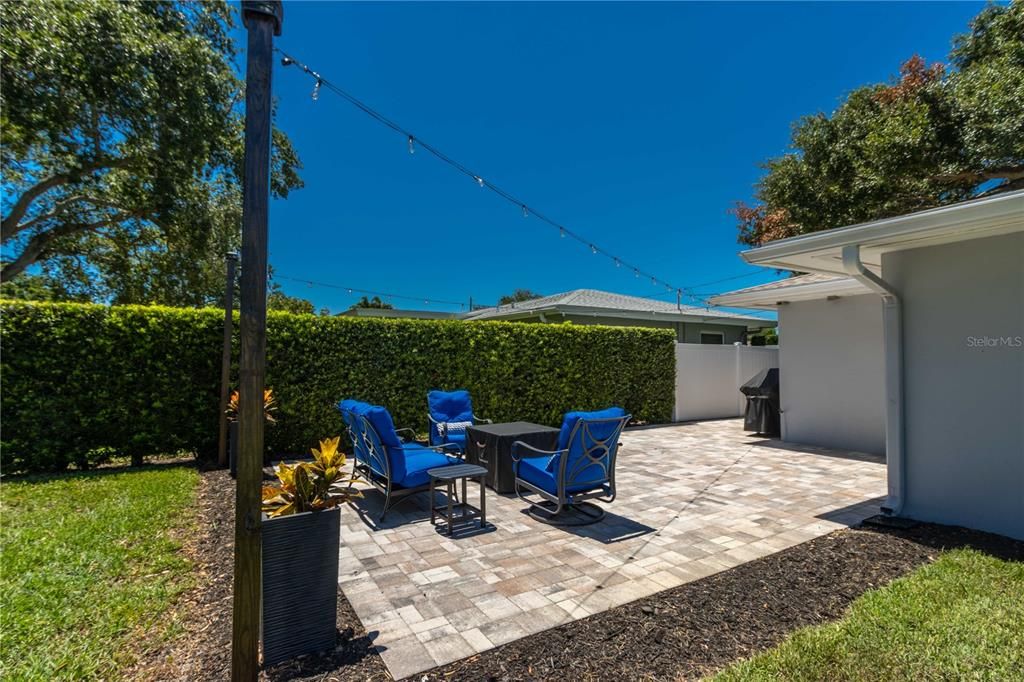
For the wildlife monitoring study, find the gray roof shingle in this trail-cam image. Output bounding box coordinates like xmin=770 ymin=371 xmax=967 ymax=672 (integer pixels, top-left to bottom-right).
xmin=464 ymin=288 xmax=769 ymax=324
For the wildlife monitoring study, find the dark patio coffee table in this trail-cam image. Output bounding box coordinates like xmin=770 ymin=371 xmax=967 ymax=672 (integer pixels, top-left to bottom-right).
xmin=464 ymin=421 xmax=559 ymax=494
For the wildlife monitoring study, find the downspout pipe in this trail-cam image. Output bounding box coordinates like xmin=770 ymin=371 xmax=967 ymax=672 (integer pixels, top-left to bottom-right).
xmin=842 ymin=245 xmax=905 ymax=516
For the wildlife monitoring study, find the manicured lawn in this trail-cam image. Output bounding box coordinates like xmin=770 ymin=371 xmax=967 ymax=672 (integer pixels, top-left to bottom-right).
xmin=0 ymin=465 xmax=199 ymax=681
xmin=712 ymin=548 xmax=1024 ymax=681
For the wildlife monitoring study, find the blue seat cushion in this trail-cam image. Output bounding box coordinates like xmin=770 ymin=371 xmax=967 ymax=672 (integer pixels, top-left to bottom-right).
xmin=438 ymin=431 xmax=466 ymax=450
xmin=428 ymin=389 xmax=474 ymax=423
xmin=556 ymin=406 xmax=626 ymax=450
xmin=518 ymin=455 xmax=559 ymax=494
xmin=519 ymin=454 xmax=607 ymax=495
xmin=338 ymin=399 xmax=371 ymax=465
xmin=552 ymin=403 xmax=622 ymax=473
xmin=394 ymin=443 xmax=461 ymax=488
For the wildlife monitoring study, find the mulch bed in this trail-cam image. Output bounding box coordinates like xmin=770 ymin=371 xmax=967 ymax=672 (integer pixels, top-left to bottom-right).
xmin=134 ymin=468 xmax=1024 ymax=681
xmin=131 ymin=467 xmax=388 ymax=682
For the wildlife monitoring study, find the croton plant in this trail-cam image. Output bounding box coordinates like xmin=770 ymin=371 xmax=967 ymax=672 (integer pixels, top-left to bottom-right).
xmin=226 ymin=388 xmax=278 ymax=423
xmin=261 ymin=436 xmax=363 ymax=518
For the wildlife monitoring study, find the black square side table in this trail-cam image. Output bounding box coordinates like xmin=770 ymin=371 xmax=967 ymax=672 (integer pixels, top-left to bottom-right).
xmin=428 ymin=463 xmax=489 ymax=536
xmin=464 ymin=421 xmax=560 ymax=494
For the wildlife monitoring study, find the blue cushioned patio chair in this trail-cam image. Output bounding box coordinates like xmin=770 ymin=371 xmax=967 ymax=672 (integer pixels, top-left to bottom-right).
xmin=512 ymin=407 xmax=630 ymax=526
xmin=338 ymin=399 xmax=461 ymax=522
xmin=427 ymin=389 xmax=491 ymax=454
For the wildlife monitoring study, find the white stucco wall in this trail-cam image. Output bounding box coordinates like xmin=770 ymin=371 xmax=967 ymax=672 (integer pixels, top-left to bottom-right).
xmin=884 ymin=232 xmax=1024 ymax=540
xmin=777 ymin=295 xmax=886 ymax=455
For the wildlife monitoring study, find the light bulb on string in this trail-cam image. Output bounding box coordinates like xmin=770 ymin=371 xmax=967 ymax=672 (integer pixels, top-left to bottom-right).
xmin=277 ymin=53 xmax=685 ymax=308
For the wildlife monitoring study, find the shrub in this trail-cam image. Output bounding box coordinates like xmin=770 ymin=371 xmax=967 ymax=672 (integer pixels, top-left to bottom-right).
xmin=0 ymin=301 xmax=675 ymax=473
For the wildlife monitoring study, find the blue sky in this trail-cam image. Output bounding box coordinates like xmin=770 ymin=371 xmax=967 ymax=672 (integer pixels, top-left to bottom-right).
xmin=244 ymin=1 xmax=984 ymax=314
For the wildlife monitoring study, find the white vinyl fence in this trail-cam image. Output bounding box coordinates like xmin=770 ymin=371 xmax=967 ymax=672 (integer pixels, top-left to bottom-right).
xmin=674 ymin=343 xmax=779 ymax=422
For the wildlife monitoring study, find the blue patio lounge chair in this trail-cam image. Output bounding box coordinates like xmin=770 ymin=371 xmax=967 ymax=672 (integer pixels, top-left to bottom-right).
xmin=512 ymin=407 xmax=630 ymax=525
xmin=338 ymin=399 xmax=461 ymax=521
xmin=426 ymin=389 xmax=491 ymax=454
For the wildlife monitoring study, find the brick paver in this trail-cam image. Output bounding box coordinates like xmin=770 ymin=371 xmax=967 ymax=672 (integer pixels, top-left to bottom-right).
xmin=337 ymin=419 xmax=886 ymax=679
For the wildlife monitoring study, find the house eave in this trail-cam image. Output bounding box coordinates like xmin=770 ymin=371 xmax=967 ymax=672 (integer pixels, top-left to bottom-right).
xmin=710 ymin=278 xmax=871 ymax=309
xmin=740 ymin=190 xmax=1024 ymax=275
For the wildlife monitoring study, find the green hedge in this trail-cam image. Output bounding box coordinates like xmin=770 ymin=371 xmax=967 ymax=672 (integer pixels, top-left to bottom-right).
xmin=0 ymin=300 xmax=675 ymax=473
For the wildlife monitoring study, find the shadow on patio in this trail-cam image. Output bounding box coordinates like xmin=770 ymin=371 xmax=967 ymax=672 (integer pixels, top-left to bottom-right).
xmin=337 ymin=418 xmax=887 ymax=679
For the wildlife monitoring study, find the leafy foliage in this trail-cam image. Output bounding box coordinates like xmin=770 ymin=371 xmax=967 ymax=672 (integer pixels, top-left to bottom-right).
xmin=261 ymin=437 xmax=363 ymax=517
xmin=735 ymin=3 xmax=1024 ymax=245
xmin=0 ymin=0 xmax=302 ymax=304
xmin=226 ymin=388 xmax=277 ymax=423
xmin=0 ymin=300 xmax=675 ymax=473
xmin=267 ymin=289 xmax=316 ymax=315
xmin=349 ymin=295 xmax=393 ymax=310
xmin=498 ymin=289 xmax=543 ymax=305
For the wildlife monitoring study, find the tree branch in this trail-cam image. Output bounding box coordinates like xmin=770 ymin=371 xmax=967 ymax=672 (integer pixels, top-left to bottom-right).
xmin=1 ymin=157 xmax=139 ymax=241
xmin=931 ymin=166 xmax=1024 ymax=184
xmin=0 ymin=213 xmax=138 ymax=282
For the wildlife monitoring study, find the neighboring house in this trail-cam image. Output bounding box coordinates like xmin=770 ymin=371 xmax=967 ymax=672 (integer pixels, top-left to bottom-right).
xmin=713 ymin=273 xmax=885 ymax=456
xmin=338 ymin=308 xmax=460 ymax=320
xmin=713 ymin=190 xmax=1023 ymax=540
xmin=463 ymin=289 xmax=772 ymax=343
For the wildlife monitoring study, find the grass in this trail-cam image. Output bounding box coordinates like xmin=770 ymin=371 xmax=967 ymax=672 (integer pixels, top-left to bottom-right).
xmin=0 ymin=464 xmax=199 ymax=681
xmin=712 ymin=548 xmax=1024 ymax=681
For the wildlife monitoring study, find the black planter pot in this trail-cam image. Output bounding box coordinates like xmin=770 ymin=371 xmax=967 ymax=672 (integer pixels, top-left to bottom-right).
xmin=261 ymin=506 xmax=340 ymax=667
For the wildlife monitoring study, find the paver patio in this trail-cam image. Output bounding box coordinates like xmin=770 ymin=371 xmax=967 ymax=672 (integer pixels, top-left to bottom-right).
xmin=337 ymin=418 xmax=886 ymax=679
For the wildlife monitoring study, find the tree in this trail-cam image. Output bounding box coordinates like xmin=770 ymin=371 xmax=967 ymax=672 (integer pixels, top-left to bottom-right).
xmin=0 ymin=0 xmax=303 ymax=304
xmin=734 ymin=2 xmax=1023 ymax=246
xmin=748 ymin=326 xmax=778 ymax=346
xmin=498 ymin=289 xmax=543 ymax=305
xmin=267 ymin=289 xmax=315 ymax=315
xmin=350 ymin=295 xmax=393 ymax=310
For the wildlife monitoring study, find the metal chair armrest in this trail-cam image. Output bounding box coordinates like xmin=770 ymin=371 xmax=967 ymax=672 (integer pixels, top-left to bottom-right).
xmin=511 ymin=440 xmax=565 ymax=463
xmin=394 ymin=427 xmax=418 ymax=442
xmin=426 ymin=413 xmax=446 ymax=443
xmin=423 ymin=443 xmax=462 ymax=457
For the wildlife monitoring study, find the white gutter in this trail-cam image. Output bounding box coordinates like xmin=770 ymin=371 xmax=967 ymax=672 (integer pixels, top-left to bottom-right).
xmin=841 ymin=245 xmax=904 ymax=516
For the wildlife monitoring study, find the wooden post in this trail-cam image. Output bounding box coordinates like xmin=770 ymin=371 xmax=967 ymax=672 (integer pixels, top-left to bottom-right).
xmin=218 ymin=251 xmax=238 ymax=468
xmin=232 ymin=2 xmax=281 ymax=680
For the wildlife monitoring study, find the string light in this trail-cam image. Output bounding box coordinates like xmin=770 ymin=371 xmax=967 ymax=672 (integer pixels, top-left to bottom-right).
xmin=275 ymin=274 xmax=479 ymax=309
xmin=274 ymin=48 xmax=758 ymax=308
xmin=311 ymin=78 xmax=322 ymax=102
